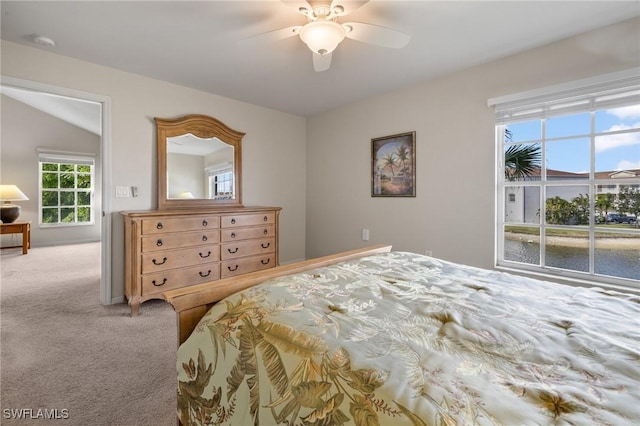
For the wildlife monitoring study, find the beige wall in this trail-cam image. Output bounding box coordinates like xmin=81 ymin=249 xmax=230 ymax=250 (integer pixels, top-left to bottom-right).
xmin=1 ymin=94 xmax=102 ymax=245
xmin=167 ymin=153 xmax=206 ymax=199
xmin=1 ymin=40 xmax=307 ymax=303
xmin=305 ymin=17 xmax=640 ymax=269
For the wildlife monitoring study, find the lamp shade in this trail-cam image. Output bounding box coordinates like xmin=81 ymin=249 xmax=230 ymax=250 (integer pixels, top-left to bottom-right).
xmin=299 ymin=20 xmax=346 ymax=55
xmin=0 ymin=185 xmax=29 ymax=201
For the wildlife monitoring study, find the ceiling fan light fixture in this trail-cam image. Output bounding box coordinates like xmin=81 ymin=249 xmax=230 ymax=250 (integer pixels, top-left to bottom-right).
xmin=299 ymin=20 xmax=346 ymax=55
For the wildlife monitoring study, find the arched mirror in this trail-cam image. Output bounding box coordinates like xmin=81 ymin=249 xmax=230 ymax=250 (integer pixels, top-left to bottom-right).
xmin=156 ymin=114 xmax=243 ymax=209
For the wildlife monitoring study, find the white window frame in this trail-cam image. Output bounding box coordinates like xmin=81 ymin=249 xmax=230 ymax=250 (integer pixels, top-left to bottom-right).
xmin=489 ymin=68 xmax=640 ymax=291
xmin=38 ymin=150 xmax=96 ymax=227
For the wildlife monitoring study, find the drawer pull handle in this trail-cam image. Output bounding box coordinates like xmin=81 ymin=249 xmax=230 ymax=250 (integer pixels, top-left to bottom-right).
xmin=263 ymin=229 xmax=268 ymax=235
xmin=199 ymin=251 xmax=211 ymax=258
xmin=261 ymin=242 xmax=270 ymax=249
xmin=228 ymin=247 xmax=239 ymax=254
xmin=152 ymin=257 xmax=167 ymax=265
xmin=202 ymin=235 xmax=208 ymax=242
xmin=202 ymin=220 xmax=208 ymax=227
xmin=156 ymin=222 xmax=163 ymax=230
xmin=199 ymin=270 xmax=212 ymax=278
xmin=228 ymin=265 xmax=239 ymax=272
xmin=263 ymin=216 xmax=268 ymax=222
xmin=156 ymin=239 xmax=163 ymax=247
xmin=231 ymin=232 xmax=236 ymax=238
xmin=231 ymin=218 xmax=236 ymax=224
xmin=152 ymin=278 xmax=167 ymax=287
xmin=261 ymin=258 xmax=270 ymax=265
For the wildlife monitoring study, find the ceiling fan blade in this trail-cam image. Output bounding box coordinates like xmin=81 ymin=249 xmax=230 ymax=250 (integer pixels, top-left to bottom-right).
xmin=330 ymin=0 xmax=369 ymax=16
xmin=238 ymin=25 xmax=301 ymax=46
xmin=344 ymin=22 xmax=410 ymax=48
xmin=313 ymin=52 xmax=332 ymax=72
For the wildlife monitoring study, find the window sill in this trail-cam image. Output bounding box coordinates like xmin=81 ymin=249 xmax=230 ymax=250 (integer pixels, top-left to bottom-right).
xmin=39 ymin=222 xmax=95 ymax=228
xmin=495 ymin=263 xmax=640 ymax=296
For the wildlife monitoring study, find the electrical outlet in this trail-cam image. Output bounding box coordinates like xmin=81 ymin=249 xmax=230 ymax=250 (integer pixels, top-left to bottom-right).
xmin=425 ymin=250 xmax=433 ymax=257
xmin=361 ymin=228 xmax=370 ymax=241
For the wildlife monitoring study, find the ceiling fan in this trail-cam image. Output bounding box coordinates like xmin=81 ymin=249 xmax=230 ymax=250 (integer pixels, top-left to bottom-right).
xmin=253 ymin=0 xmax=410 ymax=72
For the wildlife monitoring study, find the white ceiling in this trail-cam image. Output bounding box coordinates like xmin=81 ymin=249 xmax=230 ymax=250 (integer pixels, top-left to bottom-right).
xmin=1 ymin=1 xmax=639 ymax=118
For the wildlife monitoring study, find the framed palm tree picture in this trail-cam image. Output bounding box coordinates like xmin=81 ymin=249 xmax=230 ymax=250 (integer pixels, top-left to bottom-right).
xmin=371 ymin=131 xmax=416 ymax=197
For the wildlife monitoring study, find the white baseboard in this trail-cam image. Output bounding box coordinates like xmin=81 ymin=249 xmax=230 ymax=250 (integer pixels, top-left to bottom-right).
xmin=32 ymin=239 xmax=101 ymax=248
xmin=280 ymin=257 xmax=306 ymax=265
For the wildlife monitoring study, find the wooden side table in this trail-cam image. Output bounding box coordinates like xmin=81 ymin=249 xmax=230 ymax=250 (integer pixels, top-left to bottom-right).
xmin=0 ymin=221 xmax=31 ymax=254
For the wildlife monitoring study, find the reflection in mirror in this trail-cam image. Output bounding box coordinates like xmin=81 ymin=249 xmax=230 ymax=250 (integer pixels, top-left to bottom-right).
xmin=156 ymin=114 xmax=243 ymax=209
xmin=166 ymin=134 xmax=234 ymax=200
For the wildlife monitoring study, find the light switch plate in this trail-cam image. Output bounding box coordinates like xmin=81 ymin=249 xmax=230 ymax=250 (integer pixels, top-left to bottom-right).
xmin=115 ymin=186 xmax=130 ymax=197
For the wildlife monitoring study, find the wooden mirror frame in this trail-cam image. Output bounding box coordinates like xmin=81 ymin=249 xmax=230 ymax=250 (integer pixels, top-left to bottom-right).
xmin=156 ymin=114 xmax=244 ymax=209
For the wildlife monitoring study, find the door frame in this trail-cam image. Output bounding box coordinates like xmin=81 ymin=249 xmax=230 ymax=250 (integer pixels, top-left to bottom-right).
xmin=1 ymin=75 xmax=113 ymax=305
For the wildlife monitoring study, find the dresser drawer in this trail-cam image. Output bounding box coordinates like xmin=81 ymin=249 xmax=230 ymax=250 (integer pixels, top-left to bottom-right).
xmin=141 ymin=245 xmax=220 ymax=274
xmin=221 ymin=253 xmax=276 ymax=278
xmin=221 ymin=237 xmax=275 ymax=260
xmin=220 ymin=225 xmax=275 ymax=242
xmin=141 ymin=263 xmax=220 ymax=296
xmin=141 ymin=230 xmax=220 ymax=252
xmin=141 ymin=216 xmax=220 ymax=234
xmin=221 ymin=212 xmax=276 ymax=228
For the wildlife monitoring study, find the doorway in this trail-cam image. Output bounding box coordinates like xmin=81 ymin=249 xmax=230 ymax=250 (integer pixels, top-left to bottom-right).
xmin=0 ymin=76 xmax=112 ymax=304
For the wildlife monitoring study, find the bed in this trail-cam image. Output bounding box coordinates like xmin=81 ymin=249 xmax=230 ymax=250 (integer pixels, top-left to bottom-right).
xmin=162 ymin=245 xmax=640 ymax=425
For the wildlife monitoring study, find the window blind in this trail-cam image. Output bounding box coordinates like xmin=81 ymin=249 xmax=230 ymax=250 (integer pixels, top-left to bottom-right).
xmin=488 ymin=68 xmax=640 ymax=124
xmin=37 ymin=149 xmax=96 ymax=166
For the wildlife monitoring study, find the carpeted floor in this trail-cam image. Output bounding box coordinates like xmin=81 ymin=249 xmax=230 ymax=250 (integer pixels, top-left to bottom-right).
xmin=1 ymin=242 xmax=177 ymax=425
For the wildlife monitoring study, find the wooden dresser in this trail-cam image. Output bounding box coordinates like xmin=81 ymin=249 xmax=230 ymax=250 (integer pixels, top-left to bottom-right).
xmin=121 ymin=207 xmax=280 ymax=316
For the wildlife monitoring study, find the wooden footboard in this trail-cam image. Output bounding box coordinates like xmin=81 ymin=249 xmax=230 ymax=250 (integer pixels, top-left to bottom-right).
xmin=162 ymin=244 xmax=392 ymax=345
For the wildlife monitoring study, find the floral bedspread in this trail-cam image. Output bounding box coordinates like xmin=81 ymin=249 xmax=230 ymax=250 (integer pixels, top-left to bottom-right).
xmin=176 ymin=251 xmax=640 ymax=425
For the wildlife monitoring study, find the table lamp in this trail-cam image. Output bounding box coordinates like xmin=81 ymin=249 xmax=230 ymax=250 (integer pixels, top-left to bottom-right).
xmin=0 ymin=185 xmax=29 ymax=223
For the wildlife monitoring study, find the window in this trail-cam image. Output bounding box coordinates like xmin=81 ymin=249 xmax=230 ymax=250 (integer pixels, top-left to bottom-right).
xmin=39 ymin=152 xmax=95 ymax=226
xmin=206 ymin=165 xmax=234 ymax=200
xmin=490 ymin=70 xmax=640 ymax=290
